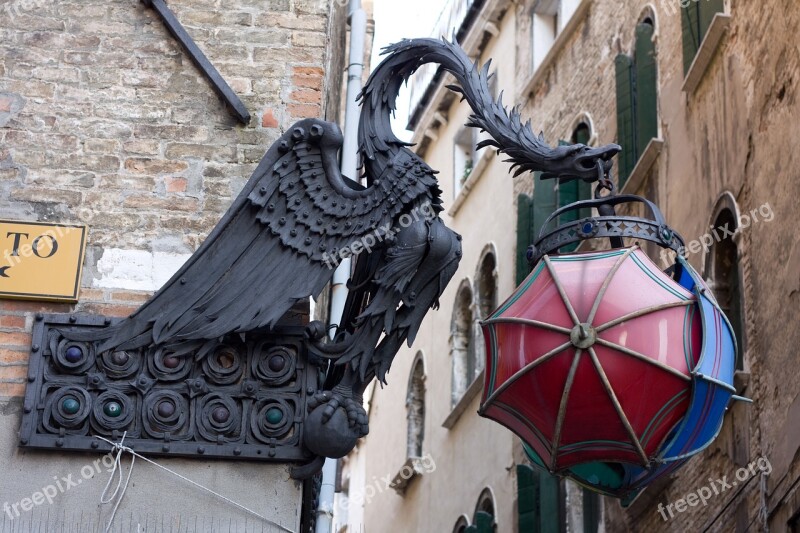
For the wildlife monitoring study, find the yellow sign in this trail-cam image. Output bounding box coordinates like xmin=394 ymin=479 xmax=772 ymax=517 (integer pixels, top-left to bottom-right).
xmin=0 ymin=220 xmax=87 ymax=302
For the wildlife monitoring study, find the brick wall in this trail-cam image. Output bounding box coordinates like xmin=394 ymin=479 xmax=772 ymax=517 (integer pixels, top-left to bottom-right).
xmin=510 ymin=0 xmax=800 ymax=530
xmin=0 ymin=0 xmax=345 ymax=399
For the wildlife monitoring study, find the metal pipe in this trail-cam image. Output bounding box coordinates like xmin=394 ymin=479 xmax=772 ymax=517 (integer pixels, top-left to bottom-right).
xmin=316 ymin=1 xmax=367 ymax=531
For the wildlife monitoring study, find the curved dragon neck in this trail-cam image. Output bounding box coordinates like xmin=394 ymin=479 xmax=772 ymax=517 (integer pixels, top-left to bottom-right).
xmin=357 ymin=38 xmax=558 ymax=180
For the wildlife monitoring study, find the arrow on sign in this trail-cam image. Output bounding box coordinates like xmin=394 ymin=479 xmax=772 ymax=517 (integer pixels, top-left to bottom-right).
xmin=0 ymin=266 xmax=10 ymax=278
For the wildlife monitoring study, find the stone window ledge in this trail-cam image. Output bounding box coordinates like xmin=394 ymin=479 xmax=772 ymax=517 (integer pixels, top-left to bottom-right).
xmin=683 ymin=13 xmax=732 ymax=94
xmin=391 ymin=456 xmax=428 ymax=495
xmin=521 ymin=0 xmax=593 ymax=101
xmin=449 ymin=149 xmax=494 ymax=217
xmin=619 ymin=138 xmax=664 ymax=195
xmin=442 ymin=370 xmax=485 ymax=429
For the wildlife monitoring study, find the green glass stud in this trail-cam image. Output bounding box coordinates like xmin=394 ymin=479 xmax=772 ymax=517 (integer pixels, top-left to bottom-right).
xmin=103 ymin=401 xmax=122 ymax=418
xmin=265 ymin=407 xmax=283 ymax=424
xmin=62 ymin=397 xmax=80 ymax=415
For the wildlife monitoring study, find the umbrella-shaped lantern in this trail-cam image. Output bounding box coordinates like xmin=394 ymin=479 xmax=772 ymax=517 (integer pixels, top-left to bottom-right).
xmin=480 ymin=179 xmax=747 ymax=500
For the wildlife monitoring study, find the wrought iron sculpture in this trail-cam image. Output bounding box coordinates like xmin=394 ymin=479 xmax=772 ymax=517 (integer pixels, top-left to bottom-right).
xmin=23 ymin=38 xmax=620 ymax=476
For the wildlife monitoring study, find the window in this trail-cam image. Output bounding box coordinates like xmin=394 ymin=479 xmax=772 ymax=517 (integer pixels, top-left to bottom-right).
xmin=466 ymin=489 xmax=497 ymax=532
xmin=516 ymin=464 xmax=566 ymax=533
xmin=454 ymin=128 xmax=477 ymax=198
xmin=703 ymin=198 xmax=745 ymax=370
xmin=615 ymin=17 xmax=658 ymax=186
xmin=451 ymin=279 xmax=477 ymax=407
xmin=682 ymin=0 xmax=725 ymax=75
xmin=453 ymin=515 xmax=470 ymax=533
xmin=530 ymin=0 xmax=580 ymax=73
xmin=406 ymin=354 xmax=426 ymax=459
xmin=515 ymin=124 xmax=595 ymax=283
xmin=453 ymin=77 xmax=497 ymax=199
xmin=476 ymin=248 xmax=498 ymax=322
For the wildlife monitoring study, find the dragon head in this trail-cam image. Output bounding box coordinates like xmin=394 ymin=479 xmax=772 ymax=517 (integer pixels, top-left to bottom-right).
xmin=539 ymin=143 xmax=622 ymax=182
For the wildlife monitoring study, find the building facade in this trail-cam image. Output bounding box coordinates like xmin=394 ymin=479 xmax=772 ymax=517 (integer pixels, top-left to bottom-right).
xmin=0 ymin=0 xmax=348 ymax=530
xmin=352 ymin=0 xmax=799 ymax=531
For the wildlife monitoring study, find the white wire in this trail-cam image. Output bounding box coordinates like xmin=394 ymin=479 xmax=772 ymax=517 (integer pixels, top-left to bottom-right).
xmin=94 ymin=434 xmax=296 ymax=533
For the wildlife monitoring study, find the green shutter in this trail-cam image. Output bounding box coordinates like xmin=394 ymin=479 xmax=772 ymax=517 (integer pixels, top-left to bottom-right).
xmin=681 ymin=3 xmax=701 ymax=75
xmin=556 ymin=141 xmax=592 ymax=252
xmin=532 ymin=172 xmax=557 ymax=244
xmin=516 ymin=194 xmax=534 ymax=285
xmin=582 ymin=489 xmax=600 ymax=533
xmin=634 ymin=22 xmax=658 ymax=160
xmin=699 ymin=0 xmax=724 ymax=39
xmin=467 ymin=511 xmax=494 ymax=533
xmin=517 ymin=465 xmax=540 ymax=533
xmin=539 ymin=475 xmax=561 ymax=533
xmin=615 ymin=54 xmax=636 ymax=188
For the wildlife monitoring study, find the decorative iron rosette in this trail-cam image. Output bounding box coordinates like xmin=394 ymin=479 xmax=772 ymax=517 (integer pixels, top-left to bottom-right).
xmin=252 ymin=344 xmax=297 ymax=386
xmin=148 ymin=347 xmax=192 ymax=382
xmin=143 ymin=389 xmax=191 ymax=439
xmin=49 ymin=333 xmax=95 ymax=375
xmin=43 ymin=386 xmax=92 ymax=434
xmin=250 ymin=397 xmax=296 ymax=445
xmin=195 ymin=393 xmax=242 ymax=442
xmin=99 ymin=349 xmax=142 ymax=379
xmin=202 ymin=342 xmax=245 ymax=386
xmin=90 ymin=390 xmax=136 ymax=435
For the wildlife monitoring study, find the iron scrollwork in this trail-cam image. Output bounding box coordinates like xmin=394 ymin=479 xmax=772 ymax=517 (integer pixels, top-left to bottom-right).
xmin=20 ymin=312 xmax=318 ymax=462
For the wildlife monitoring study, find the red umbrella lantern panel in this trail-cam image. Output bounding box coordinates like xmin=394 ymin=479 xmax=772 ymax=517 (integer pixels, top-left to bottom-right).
xmin=480 ymin=246 xmax=701 ymax=472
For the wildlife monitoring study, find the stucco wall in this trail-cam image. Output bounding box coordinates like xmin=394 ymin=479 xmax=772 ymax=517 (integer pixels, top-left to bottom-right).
xmin=511 ymin=0 xmax=800 ymax=530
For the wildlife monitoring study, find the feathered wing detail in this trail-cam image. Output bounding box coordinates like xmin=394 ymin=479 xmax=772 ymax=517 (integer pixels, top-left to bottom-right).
xmin=67 ymin=119 xmax=437 ymax=353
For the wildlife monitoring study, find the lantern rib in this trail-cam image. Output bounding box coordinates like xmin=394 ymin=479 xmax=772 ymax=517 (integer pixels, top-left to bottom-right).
xmin=593 ymin=338 xmax=692 ymax=382
xmin=595 ymin=300 xmax=694 ymax=333
xmin=482 ymin=340 xmax=574 ymax=407
xmin=550 ymin=348 xmax=583 ymax=471
xmin=587 ymin=247 xmax=636 ymax=324
xmin=587 ymin=347 xmax=650 ymax=467
xmin=480 ymin=317 xmax=573 ymax=335
xmin=543 ymin=255 xmax=581 ymax=326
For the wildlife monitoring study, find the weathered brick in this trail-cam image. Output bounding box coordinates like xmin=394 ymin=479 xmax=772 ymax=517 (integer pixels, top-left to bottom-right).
xmin=0 ymin=332 xmax=32 ymax=347
xmin=50 ymin=153 xmax=120 ymax=172
xmin=122 ymin=195 xmax=199 ymax=212
xmin=0 ymin=301 xmax=71 ymax=315
xmin=133 ymin=124 xmax=209 ymax=143
xmin=165 ymin=177 xmax=188 ymax=193
xmin=287 ymin=103 xmax=321 ymax=118
xmin=262 ymin=108 xmax=279 ymax=128
xmin=0 ymin=348 xmax=27 ymax=364
xmin=0 ymin=382 xmax=25 ymax=398
xmin=123 ymin=139 xmax=161 ymax=155
xmin=76 ymin=303 xmax=138 ymax=318
xmin=290 ymin=88 xmax=322 ymax=104
xmin=291 ymin=31 xmax=326 ymax=48
xmin=163 ymin=143 xmax=237 ymax=162
xmin=84 ymin=138 xmax=121 ymax=154
xmin=10 ymin=187 xmax=82 ymax=206
xmin=124 ymin=158 xmax=189 ymax=174
xmin=108 ymin=291 xmax=151 ymax=304
xmin=0 ymin=316 xmax=26 ymax=329
xmin=98 ymin=174 xmax=157 ymax=191
xmin=25 ymin=170 xmax=95 ymax=189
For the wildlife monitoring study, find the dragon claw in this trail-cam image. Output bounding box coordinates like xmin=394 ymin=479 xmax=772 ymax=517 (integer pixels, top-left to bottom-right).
xmin=307 ymin=391 xmax=368 ymax=437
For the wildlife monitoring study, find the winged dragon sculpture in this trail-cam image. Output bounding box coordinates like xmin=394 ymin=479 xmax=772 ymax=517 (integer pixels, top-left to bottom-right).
xmin=65 ymin=39 xmax=619 ymax=469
